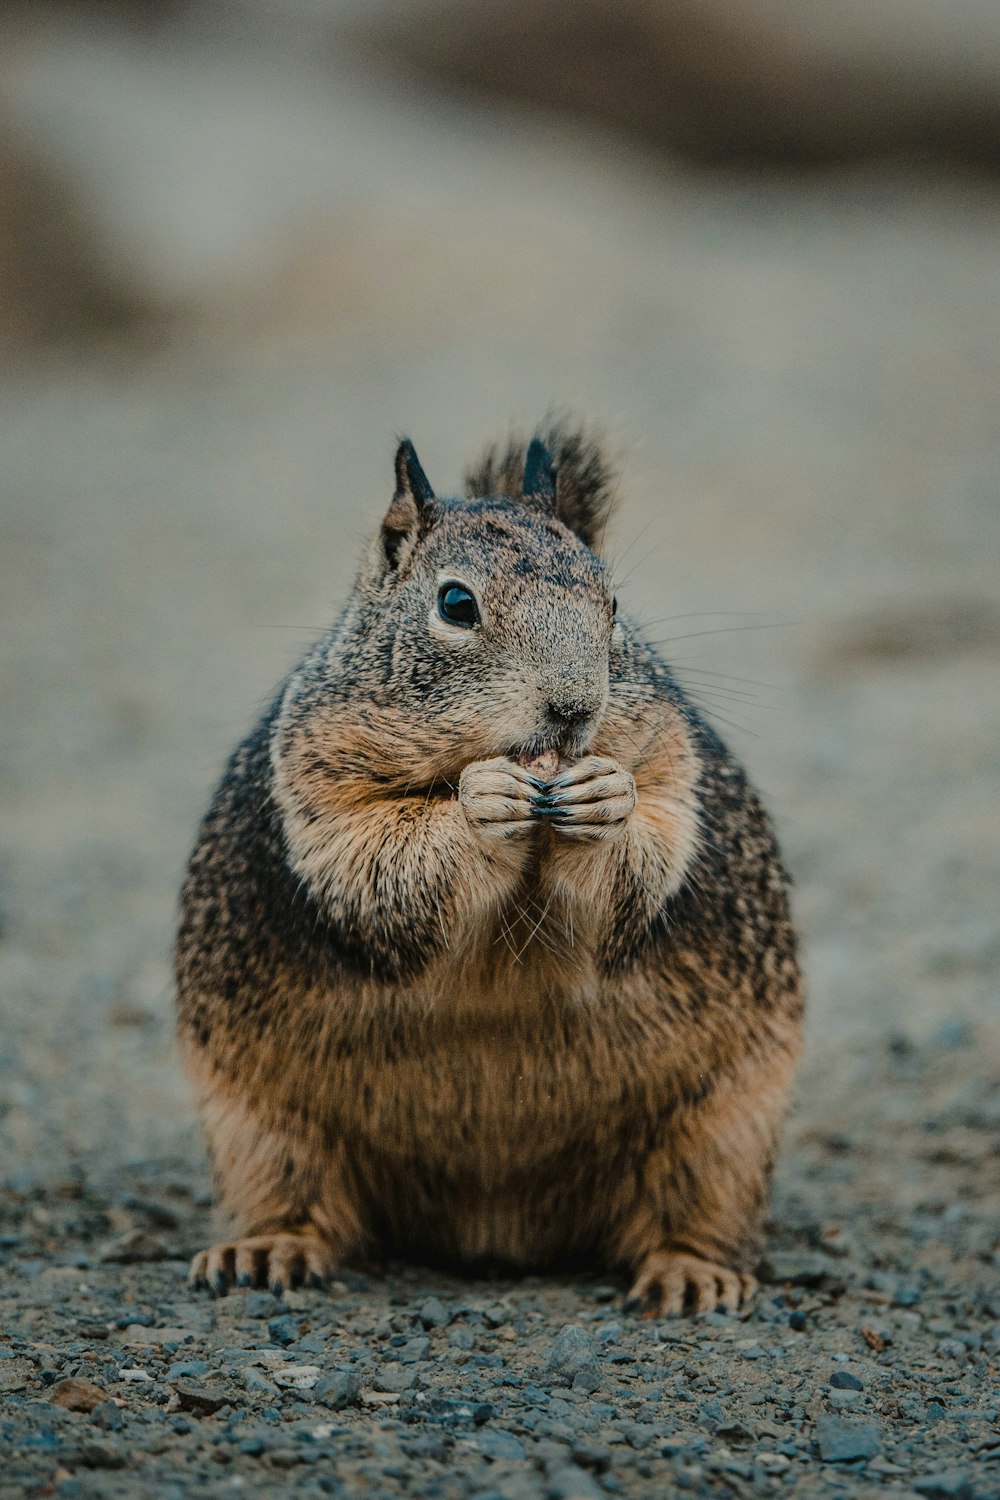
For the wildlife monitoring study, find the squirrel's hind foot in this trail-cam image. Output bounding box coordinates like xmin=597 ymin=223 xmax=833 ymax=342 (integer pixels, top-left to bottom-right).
xmin=625 ymin=1250 xmax=757 ymax=1319
xmin=189 ymin=1231 xmax=334 ymax=1298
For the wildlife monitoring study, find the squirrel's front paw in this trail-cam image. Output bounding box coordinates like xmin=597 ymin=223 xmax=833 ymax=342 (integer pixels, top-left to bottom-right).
xmin=459 ymin=757 xmax=540 ymax=841
xmin=533 ymin=756 xmax=636 ymax=842
xmin=189 ymin=1232 xmax=334 ymax=1297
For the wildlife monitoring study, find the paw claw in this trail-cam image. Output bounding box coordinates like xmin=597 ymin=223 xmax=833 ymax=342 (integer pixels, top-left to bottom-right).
xmin=189 ymin=1233 xmax=335 ymax=1298
xmin=626 ymin=1251 xmax=755 ymax=1320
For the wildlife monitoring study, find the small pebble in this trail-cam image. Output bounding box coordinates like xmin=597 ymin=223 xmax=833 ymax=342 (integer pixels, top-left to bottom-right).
xmin=48 ymin=1378 xmax=106 ymax=1413
xmin=815 ymin=1414 xmax=881 ymax=1463
xmin=417 ymin=1296 xmax=451 ymax=1329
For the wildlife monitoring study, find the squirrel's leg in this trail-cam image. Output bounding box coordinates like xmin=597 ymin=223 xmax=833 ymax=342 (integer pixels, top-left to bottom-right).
xmin=613 ymin=1054 xmax=794 ymax=1317
xmin=189 ymin=1090 xmax=364 ymax=1297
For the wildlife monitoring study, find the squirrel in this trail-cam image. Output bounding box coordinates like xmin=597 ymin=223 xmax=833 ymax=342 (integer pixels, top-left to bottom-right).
xmin=176 ymin=422 xmax=802 ymax=1316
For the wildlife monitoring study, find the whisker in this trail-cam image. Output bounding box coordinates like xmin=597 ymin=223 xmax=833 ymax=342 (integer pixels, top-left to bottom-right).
xmin=608 ymin=509 xmax=658 ymax=587
xmin=648 ymin=622 xmax=795 ymax=646
xmin=668 ymin=663 xmax=780 ymax=689
xmin=675 ymin=677 xmax=768 ymax=705
xmin=637 ymin=610 xmax=767 ymax=627
xmin=615 ymin=538 xmax=665 ymax=591
xmin=515 ymin=892 xmax=555 ymax=963
xmin=684 ymin=703 xmax=759 ymax=737
xmin=493 ymin=906 xmax=521 ymax=961
xmin=434 ymin=895 xmax=449 ymax=949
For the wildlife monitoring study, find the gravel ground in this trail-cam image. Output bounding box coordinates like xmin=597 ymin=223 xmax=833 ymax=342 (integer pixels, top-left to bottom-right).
xmin=1 ymin=10 xmax=999 ymax=1497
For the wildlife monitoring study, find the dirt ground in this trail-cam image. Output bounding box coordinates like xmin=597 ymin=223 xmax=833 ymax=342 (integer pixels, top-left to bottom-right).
xmin=0 ymin=9 xmax=998 ymax=1498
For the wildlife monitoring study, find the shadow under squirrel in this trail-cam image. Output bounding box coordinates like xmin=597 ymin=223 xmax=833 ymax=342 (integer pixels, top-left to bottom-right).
xmin=176 ymin=423 xmax=802 ymax=1316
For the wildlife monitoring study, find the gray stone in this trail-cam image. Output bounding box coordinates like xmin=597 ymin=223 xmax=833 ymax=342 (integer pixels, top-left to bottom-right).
xmin=815 ymin=1415 xmax=881 ymax=1463
xmin=96 ymin=1230 xmax=168 ymax=1263
xmin=470 ymin=1427 xmax=526 ymax=1461
xmin=913 ymin=1475 xmax=973 ymax=1500
xmin=570 ymin=1440 xmax=611 ymax=1472
xmin=760 ymin=1251 xmax=838 ymax=1287
xmin=241 ymin=1368 xmax=279 ymax=1397
xmin=76 ymin=1440 xmax=127 ymax=1469
xmin=166 ymin=1360 xmax=209 ymax=1380
xmin=545 ymin=1325 xmax=600 ymax=1394
xmin=374 ymin=1364 xmax=417 ymax=1393
xmin=398 ymin=1336 xmax=431 ymax=1363
xmin=402 ymin=1432 xmax=449 ymax=1461
xmin=243 ymin=1292 xmax=282 ymax=1319
xmin=546 ymin=1463 xmax=604 ymax=1500
xmin=425 ymin=1395 xmax=494 ymax=1427
xmin=827 ymin=1388 xmax=862 ymax=1410
xmin=172 ymin=1381 xmax=231 ymax=1415
xmin=418 ymin=1296 xmax=451 ymax=1329
xmin=90 ymin=1400 xmax=125 ymax=1432
xmin=267 ymin=1315 xmax=302 ymax=1346
xmin=313 ymin=1369 xmax=361 ymax=1410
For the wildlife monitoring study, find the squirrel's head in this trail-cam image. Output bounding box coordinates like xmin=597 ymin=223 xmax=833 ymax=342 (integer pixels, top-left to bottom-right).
xmin=348 ymin=430 xmax=620 ymax=766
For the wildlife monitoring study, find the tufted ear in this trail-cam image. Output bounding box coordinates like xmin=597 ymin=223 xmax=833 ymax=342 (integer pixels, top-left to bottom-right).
xmin=380 ymin=438 xmax=435 ymax=570
xmin=464 ymin=422 xmax=618 ymax=552
xmin=522 ymin=437 xmax=556 ymax=506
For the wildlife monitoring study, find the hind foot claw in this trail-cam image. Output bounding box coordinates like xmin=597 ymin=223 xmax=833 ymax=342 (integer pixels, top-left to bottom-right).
xmin=189 ymin=1231 xmax=334 ymax=1297
xmin=626 ymin=1250 xmax=757 ymax=1318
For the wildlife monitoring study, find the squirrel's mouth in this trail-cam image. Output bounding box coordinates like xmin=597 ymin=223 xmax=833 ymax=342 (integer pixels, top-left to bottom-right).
xmin=514 ymin=726 xmax=594 ymax=772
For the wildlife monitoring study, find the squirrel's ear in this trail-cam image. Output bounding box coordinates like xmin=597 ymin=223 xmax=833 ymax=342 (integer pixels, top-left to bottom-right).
xmin=394 ymin=439 xmax=434 ymax=506
xmin=380 ymin=439 xmax=435 ymax=570
xmin=522 ymin=438 xmax=556 ymax=507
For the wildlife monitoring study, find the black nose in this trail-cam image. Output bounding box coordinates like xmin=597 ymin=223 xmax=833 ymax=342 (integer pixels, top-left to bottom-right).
xmin=546 ymin=700 xmax=594 ymax=732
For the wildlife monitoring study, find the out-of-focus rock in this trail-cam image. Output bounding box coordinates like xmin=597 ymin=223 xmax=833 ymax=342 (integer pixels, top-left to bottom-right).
xmin=817 ymin=598 xmax=1000 ymax=674
xmin=352 ymin=0 xmax=1000 ymax=171
xmin=0 ymin=109 xmax=154 ymax=350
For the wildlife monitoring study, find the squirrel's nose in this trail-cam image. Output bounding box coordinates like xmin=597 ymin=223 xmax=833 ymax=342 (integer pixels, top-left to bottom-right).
xmin=546 ymin=698 xmax=596 ymax=733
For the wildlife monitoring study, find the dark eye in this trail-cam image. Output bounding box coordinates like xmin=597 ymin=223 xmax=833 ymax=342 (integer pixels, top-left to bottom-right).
xmin=438 ymin=582 xmax=480 ymax=628
xmin=611 ymin=596 xmax=618 ymax=617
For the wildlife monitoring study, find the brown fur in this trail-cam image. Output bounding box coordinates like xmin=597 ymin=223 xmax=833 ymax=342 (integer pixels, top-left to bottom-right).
xmin=176 ymin=423 xmax=802 ymax=1313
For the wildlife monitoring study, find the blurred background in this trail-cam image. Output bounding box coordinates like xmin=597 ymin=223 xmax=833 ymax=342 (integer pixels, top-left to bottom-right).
xmin=1 ymin=0 xmax=998 ymax=1183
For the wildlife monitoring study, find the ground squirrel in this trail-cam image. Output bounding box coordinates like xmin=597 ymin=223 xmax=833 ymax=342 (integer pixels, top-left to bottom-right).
xmin=176 ymin=423 xmax=802 ymax=1316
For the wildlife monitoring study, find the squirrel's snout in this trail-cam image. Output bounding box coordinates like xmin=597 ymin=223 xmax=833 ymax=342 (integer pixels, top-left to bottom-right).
xmin=545 ymin=698 xmax=596 ymax=734
xmin=540 ymin=661 xmax=608 ymax=746
xmin=542 ymin=678 xmax=606 ymax=750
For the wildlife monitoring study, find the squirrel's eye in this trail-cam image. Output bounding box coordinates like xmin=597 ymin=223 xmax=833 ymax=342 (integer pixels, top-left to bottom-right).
xmin=611 ymin=596 xmax=618 ymax=617
xmin=438 ymin=582 xmax=480 ymax=628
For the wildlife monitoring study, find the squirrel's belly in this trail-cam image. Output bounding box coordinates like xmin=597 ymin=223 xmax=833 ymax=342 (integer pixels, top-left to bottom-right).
xmin=325 ymin=1040 xmax=649 ymax=1266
